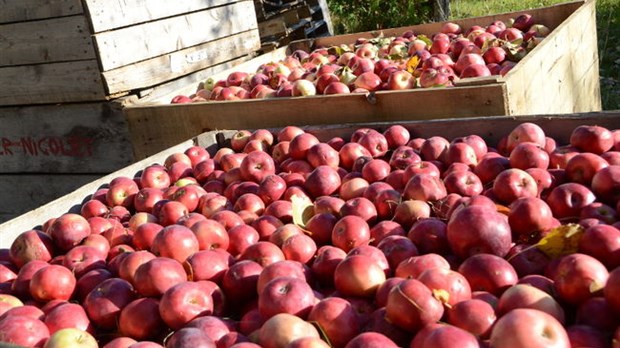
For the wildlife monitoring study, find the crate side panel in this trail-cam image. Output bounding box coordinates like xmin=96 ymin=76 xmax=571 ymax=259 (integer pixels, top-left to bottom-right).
xmin=0 ymin=60 xmax=106 ymax=106
xmin=125 ymin=84 xmax=508 ymax=159
xmin=0 ymin=174 xmax=101 ymax=225
xmin=0 ymin=0 xmax=83 ymax=24
xmin=103 ymin=29 xmax=261 ymax=95
xmin=93 ymin=1 xmax=258 ymax=71
xmin=0 ymin=102 xmax=134 ymax=173
xmin=504 ymin=0 xmax=601 ymax=115
xmin=83 ymin=0 xmax=238 ymax=32
xmin=0 ymin=15 xmax=96 ymax=67
xmin=0 ymin=138 xmax=200 ymax=246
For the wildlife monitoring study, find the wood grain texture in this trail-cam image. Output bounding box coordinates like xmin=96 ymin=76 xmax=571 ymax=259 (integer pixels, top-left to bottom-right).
xmin=0 ymin=102 xmax=134 ymax=173
xmin=0 ymin=174 xmax=101 ymax=225
xmin=0 ymin=0 xmax=83 ymax=24
xmin=0 ymin=60 xmax=106 ymax=105
xmin=125 ymin=84 xmax=508 ymax=159
xmin=503 ymin=0 xmax=601 ymax=115
xmin=0 ymin=15 xmax=96 ymax=66
xmin=93 ymin=0 xmax=258 ymax=71
xmin=83 ymin=0 xmax=237 ymax=32
xmin=102 ymin=29 xmax=261 ymax=94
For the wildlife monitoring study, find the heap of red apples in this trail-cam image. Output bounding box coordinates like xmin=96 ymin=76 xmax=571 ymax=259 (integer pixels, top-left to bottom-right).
xmin=171 ymin=14 xmax=550 ymax=104
xmin=1 ymin=121 xmax=620 ymax=348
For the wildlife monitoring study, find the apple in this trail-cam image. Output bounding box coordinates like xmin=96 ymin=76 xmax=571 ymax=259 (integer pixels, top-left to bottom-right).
xmin=446 ymin=298 xmax=496 ymax=337
xmin=30 ymin=264 xmax=76 ymax=302
xmin=0 ymin=315 xmax=50 ymax=347
xmin=49 ymin=213 xmax=91 ymax=252
xmin=133 ymin=257 xmax=187 ymax=297
xmin=490 ymin=308 xmax=570 ymax=348
xmin=9 ymin=229 xmax=54 ymax=268
xmin=546 ymin=183 xmax=596 ymax=219
xmin=385 ymin=278 xmax=444 ymax=332
xmin=553 ymin=253 xmax=608 ymax=305
xmin=458 ymin=253 xmax=518 ymax=296
xmin=257 ymin=313 xmax=320 ymax=348
xmin=118 ymin=297 xmax=166 ymax=341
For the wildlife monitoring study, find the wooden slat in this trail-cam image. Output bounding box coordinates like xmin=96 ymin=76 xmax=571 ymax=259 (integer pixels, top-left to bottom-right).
xmin=0 ymin=60 xmax=106 ymax=106
xmin=83 ymin=0 xmax=237 ymax=33
xmin=93 ymin=1 xmax=258 ymax=71
xmin=102 ymin=29 xmax=261 ymax=95
xmin=258 ymin=7 xmax=301 ymax=38
xmin=0 ymin=174 xmax=102 ymax=225
xmin=503 ymin=0 xmax=601 ymax=115
xmin=310 ymin=1 xmax=583 ymax=48
xmin=0 ymin=15 xmax=96 ymax=67
xmin=125 ymin=84 xmax=509 ymax=159
xmin=0 ymin=0 xmax=83 ymax=24
xmin=0 ymin=102 xmax=134 ymax=173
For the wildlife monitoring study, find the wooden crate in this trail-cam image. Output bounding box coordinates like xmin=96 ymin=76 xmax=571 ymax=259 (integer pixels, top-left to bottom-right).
xmin=0 ymin=0 xmax=261 ymax=106
xmin=0 ymin=101 xmax=134 ymax=222
xmin=122 ymin=0 xmax=601 ymax=160
xmin=1 ymin=111 xmax=618 ymax=246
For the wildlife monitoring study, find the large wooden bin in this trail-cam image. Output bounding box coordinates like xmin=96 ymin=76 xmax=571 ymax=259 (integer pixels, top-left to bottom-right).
xmin=1 ymin=111 xmax=618 ymax=246
xmin=122 ymin=0 xmax=601 ymax=160
xmin=0 ymin=0 xmax=261 ymax=106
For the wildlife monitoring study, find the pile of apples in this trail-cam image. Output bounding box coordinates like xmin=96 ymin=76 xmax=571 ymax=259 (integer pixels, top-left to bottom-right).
xmin=171 ymin=13 xmax=551 ymax=104
xmin=2 ymin=120 xmax=620 ymax=348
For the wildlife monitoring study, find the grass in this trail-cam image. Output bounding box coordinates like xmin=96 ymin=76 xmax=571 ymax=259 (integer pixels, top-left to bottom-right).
xmin=450 ymin=0 xmax=620 ymax=110
xmin=328 ymin=0 xmax=620 ymax=110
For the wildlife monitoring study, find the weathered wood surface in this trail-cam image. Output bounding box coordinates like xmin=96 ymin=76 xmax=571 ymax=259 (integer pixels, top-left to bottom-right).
xmin=0 ymin=0 xmax=83 ymax=24
xmin=0 ymin=102 xmax=134 ymax=173
xmin=126 ymin=84 xmax=509 ymax=159
xmin=0 ymin=15 xmax=96 ymax=67
xmin=83 ymin=0 xmax=238 ymax=32
xmin=0 ymin=60 xmax=106 ymax=106
xmin=93 ymin=0 xmax=258 ymax=71
xmin=503 ymin=0 xmax=601 ymax=115
xmin=103 ymin=29 xmax=261 ymax=95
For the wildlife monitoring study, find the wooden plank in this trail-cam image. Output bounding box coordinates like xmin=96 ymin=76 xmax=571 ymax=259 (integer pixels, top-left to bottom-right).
xmin=0 ymin=0 xmax=83 ymax=24
xmin=310 ymin=1 xmax=583 ymax=48
xmin=0 ymin=136 xmax=206 ymax=246
xmin=0 ymin=102 xmax=134 ymax=173
xmin=0 ymin=174 xmax=102 ymax=225
xmin=125 ymin=84 xmax=509 ymax=159
xmin=0 ymin=15 xmax=96 ymax=67
xmin=102 ymin=29 xmax=261 ymax=95
xmin=0 ymin=60 xmax=106 ymax=106
xmin=93 ymin=1 xmax=258 ymax=71
xmin=83 ymin=0 xmax=237 ymax=33
xmin=123 ymin=55 xmax=255 ymax=107
xmin=503 ymin=0 xmax=601 ymax=115
xmin=258 ymin=9 xmax=300 ymax=37
xmin=312 ymin=0 xmax=333 ymax=36
xmin=3 ymin=112 xmax=619 ymax=246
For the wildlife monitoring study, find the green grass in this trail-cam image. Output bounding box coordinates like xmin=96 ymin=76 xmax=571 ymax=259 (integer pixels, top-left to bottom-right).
xmin=450 ymin=0 xmax=620 ymax=110
xmin=327 ymin=0 xmax=620 ymax=110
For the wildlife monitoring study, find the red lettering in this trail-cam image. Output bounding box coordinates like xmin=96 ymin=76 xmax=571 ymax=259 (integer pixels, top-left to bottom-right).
xmin=38 ymin=137 xmax=49 ymax=155
xmin=20 ymin=137 xmax=38 ymax=156
xmin=48 ymin=137 xmax=62 ymax=155
xmin=2 ymin=138 xmax=13 ymax=155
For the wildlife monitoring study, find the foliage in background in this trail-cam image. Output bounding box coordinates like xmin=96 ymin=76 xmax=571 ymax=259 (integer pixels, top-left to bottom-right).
xmin=328 ymin=0 xmax=433 ymax=34
xmin=327 ymin=0 xmax=620 ymax=110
